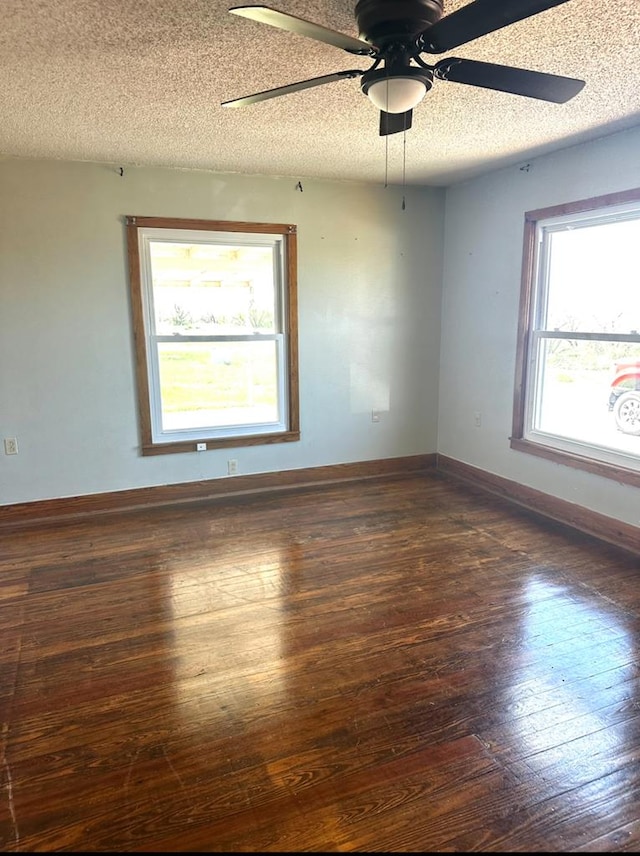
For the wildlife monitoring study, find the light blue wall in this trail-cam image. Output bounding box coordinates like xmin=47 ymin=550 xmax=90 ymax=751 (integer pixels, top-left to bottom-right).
xmin=439 ymin=126 xmax=640 ymax=528
xmin=4 ymin=127 xmax=639 ymax=524
xmin=0 ymin=159 xmax=444 ymax=504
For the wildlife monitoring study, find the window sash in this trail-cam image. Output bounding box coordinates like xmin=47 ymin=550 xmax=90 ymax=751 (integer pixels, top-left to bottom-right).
xmin=524 ymin=333 xmax=640 ymax=470
xmin=147 ymin=336 xmax=287 ymax=442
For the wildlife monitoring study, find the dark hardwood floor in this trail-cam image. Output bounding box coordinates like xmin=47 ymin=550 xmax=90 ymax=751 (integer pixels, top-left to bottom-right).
xmin=1 ymin=470 xmax=640 ymax=852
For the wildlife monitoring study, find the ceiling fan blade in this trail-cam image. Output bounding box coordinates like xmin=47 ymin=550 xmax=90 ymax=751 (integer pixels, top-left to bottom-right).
xmin=434 ymin=58 xmax=585 ymax=103
xmin=229 ymin=6 xmax=375 ymax=55
xmin=420 ymin=0 xmax=574 ymax=54
xmin=222 ymin=70 xmax=364 ymax=108
xmin=379 ymin=110 xmax=413 ymax=136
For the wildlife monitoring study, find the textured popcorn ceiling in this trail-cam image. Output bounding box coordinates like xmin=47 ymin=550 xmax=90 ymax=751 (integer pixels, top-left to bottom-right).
xmin=1 ymin=0 xmax=640 ymax=186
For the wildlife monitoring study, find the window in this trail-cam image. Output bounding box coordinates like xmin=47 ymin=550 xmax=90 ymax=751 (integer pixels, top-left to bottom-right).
xmin=126 ymin=216 xmax=299 ymax=455
xmin=512 ymin=188 xmax=640 ymax=487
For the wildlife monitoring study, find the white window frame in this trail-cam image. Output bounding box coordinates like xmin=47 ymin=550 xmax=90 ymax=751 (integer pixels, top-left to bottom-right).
xmin=126 ymin=216 xmax=300 ymax=456
xmin=511 ymin=188 xmax=640 ymax=489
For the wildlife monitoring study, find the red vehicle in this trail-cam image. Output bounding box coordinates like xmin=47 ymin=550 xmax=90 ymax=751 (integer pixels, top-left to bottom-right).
xmin=608 ymin=358 xmax=640 ymax=435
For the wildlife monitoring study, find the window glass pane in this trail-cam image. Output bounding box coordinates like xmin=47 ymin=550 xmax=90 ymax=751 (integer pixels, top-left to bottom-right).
xmin=157 ymin=341 xmax=280 ymax=431
xmin=149 ymin=242 xmax=277 ymax=335
xmin=545 ymin=219 xmax=640 ymax=334
xmin=532 ymin=338 xmax=640 ymax=453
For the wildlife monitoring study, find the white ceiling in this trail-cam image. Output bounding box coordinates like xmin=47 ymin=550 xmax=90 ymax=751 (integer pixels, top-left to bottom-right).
xmin=2 ymin=0 xmax=640 ymax=186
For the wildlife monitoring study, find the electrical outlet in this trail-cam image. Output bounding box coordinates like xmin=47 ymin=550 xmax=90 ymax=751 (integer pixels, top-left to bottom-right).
xmin=227 ymin=459 xmax=238 ymax=475
xmin=4 ymin=437 xmax=18 ymax=455
xmin=371 ymin=410 xmax=380 ymax=423
xmin=196 ymin=442 xmax=207 ymax=452
xmin=473 ymin=411 xmax=482 ymax=428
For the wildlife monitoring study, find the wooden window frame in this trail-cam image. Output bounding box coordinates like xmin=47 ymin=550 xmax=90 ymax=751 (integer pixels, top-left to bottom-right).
xmin=511 ymin=188 xmax=640 ymax=489
xmin=126 ymin=215 xmax=300 ymax=456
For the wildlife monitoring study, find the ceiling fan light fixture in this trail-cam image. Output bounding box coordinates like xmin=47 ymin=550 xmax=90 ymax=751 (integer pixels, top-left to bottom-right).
xmin=361 ymin=67 xmax=433 ymax=113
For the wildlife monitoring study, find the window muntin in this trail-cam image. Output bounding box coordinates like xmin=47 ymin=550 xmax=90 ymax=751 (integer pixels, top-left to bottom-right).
xmin=127 ymin=217 xmax=299 ymax=455
xmin=512 ymin=189 xmax=640 ymax=485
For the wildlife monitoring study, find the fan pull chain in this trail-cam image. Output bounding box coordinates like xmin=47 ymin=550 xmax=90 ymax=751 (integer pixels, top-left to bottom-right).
xmin=384 ymin=76 xmax=390 ymax=188
xmin=385 ymin=131 xmax=389 ymax=187
xmin=402 ymin=127 xmax=407 ymax=210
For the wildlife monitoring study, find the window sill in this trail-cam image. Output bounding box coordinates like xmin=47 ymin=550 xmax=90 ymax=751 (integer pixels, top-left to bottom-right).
xmin=142 ymin=430 xmax=300 ymax=456
xmin=510 ymin=436 xmax=640 ymax=488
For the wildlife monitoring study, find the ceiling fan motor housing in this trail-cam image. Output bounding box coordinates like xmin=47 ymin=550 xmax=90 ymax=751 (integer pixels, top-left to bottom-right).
xmin=355 ymin=0 xmax=444 ymax=46
xmin=223 ymin=1 xmax=587 ymax=125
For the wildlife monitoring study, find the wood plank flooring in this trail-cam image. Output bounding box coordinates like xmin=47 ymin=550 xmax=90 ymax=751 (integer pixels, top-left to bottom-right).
xmin=1 ymin=470 xmax=640 ymax=851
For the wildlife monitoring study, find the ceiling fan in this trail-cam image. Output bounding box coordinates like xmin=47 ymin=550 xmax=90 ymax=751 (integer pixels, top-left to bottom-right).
xmin=222 ymin=0 xmax=585 ymax=135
